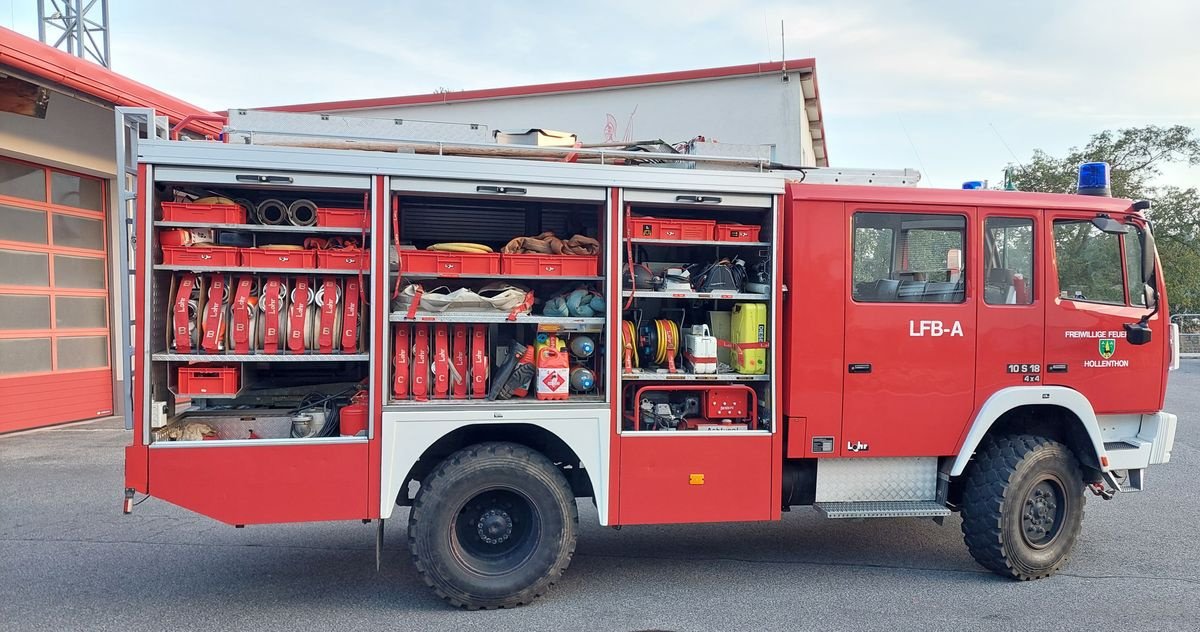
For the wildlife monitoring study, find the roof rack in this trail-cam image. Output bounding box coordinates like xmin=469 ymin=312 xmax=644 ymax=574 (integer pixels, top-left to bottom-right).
xmin=223 ymin=110 xmax=920 ymax=186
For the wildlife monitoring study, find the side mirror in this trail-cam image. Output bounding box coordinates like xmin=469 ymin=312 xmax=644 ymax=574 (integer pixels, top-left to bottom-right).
xmin=1091 ymin=216 xmax=1129 ymax=235
xmin=1124 ymin=321 xmax=1152 ymax=346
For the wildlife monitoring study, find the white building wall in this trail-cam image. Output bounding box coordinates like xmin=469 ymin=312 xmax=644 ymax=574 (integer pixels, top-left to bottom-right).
xmin=322 ymin=71 xmax=817 ymax=167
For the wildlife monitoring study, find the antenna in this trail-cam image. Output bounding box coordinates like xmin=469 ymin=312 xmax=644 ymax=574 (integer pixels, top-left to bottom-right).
xmin=780 ymin=20 xmax=787 ymax=71
xmin=37 ymin=0 xmax=111 ymax=68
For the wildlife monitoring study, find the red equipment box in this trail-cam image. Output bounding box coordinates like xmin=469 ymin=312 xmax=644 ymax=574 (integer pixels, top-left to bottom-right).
xmin=316 ymin=207 xmax=369 ymax=229
xmin=316 ymin=248 xmax=369 ymax=271
xmin=176 ymin=365 xmax=240 ymax=396
xmin=401 ymin=250 xmax=501 ymax=276
xmin=705 ymin=386 xmax=750 ymax=418
xmin=658 ymin=219 xmax=716 ymax=241
xmin=715 ymin=223 xmax=762 ymax=243
xmin=630 ymin=216 xmax=662 ymax=239
xmin=501 ymin=254 xmax=598 ymax=277
xmin=161 ymin=202 xmax=246 ymax=224
xmin=161 ymin=245 xmax=241 ymax=266
xmin=241 ymin=248 xmax=317 ymax=269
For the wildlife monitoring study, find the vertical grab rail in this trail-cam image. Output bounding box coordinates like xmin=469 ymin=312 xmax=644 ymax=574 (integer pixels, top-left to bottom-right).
xmin=113 ymin=107 xmax=167 ymax=430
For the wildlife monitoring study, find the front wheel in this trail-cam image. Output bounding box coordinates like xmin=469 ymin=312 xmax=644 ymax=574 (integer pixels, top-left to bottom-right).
xmin=959 ymin=434 xmax=1086 ymax=580
xmin=408 ymin=442 xmax=578 ymax=609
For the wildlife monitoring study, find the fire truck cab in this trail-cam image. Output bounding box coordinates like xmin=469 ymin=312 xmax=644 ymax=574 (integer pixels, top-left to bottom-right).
xmin=121 ymin=112 xmax=1178 ymax=609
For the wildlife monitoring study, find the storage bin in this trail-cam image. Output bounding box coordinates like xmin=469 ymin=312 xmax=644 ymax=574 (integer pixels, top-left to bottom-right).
xmin=177 ymin=365 xmax=240 ymax=396
xmin=161 ymin=202 xmax=246 ymax=224
xmin=401 ymin=250 xmax=501 ymax=276
xmin=715 ymin=223 xmax=762 ymax=242
xmin=316 ymin=207 xmax=369 ymax=229
xmin=317 ymin=248 xmax=369 ymax=271
xmin=630 ymin=216 xmax=662 ymax=239
xmin=501 ymin=254 xmax=598 ymax=277
xmin=658 ymin=219 xmax=716 ymax=241
xmin=161 ymin=245 xmax=241 ymax=266
xmin=240 ymin=248 xmax=317 ymax=269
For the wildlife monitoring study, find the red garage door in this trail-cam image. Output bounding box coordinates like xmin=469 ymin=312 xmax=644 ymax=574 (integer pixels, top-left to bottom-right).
xmin=0 ymin=156 xmax=113 ymax=433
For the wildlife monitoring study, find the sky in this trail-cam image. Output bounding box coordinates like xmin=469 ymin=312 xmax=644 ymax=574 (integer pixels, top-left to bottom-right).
xmin=5 ymin=0 xmax=1199 ymax=189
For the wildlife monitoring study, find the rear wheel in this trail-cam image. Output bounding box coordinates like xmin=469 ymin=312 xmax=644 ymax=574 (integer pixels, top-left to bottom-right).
xmin=959 ymin=434 xmax=1085 ymax=580
xmin=408 ymin=442 xmax=577 ymax=609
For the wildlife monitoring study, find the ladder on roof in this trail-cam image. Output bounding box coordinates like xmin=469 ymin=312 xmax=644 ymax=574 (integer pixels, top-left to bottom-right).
xmin=224 ymin=109 xmax=921 ymax=187
xmin=114 ymin=107 xmax=169 ymax=430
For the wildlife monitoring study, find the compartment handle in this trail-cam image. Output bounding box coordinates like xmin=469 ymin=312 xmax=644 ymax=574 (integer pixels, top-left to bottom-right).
xmin=236 ymin=174 xmax=294 ymax=184
xmin=476 ymin=185 xmax=527 ymax=195
xmin=675 ymin=194 xmax=723 ymax=204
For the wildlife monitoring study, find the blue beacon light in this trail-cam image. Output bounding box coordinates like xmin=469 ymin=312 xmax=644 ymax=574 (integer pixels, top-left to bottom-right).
xmin=1077 ymin=162 xmax=1111 ymax=197
xmin=962 ymin=181 xmax=985 ymax=190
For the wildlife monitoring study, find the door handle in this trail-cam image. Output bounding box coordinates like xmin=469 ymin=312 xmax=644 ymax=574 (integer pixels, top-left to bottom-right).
xmin=1048 ymin=364 xmax=1068 ymax=373
xmin=848 ymin=363 xmax=872 ymax=374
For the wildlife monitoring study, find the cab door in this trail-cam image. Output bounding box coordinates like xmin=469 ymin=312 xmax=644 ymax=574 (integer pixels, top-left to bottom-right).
xmin=1043 ymin=213 xmax=1165 ymax=413
xmin=974 ymin=211 xmax=1044 ymax=400
xmin=841 ymin=205 xmax=977 ymax=457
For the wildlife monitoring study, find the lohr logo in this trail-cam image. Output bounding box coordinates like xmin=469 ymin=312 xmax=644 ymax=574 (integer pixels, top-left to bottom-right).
xmin=1099 ymin=338 xmax=1116 ymax=359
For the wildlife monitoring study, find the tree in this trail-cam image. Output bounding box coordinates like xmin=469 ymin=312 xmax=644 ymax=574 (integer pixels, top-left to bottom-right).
xmin=1007 ymin=125 xmax=1200 ymax=313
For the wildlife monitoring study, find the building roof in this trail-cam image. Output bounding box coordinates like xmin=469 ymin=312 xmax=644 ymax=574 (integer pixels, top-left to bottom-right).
xmin=264 ymin=59 xmax=828 ymax=164
xmin=0 ymin=27 xmax=221 ymax=137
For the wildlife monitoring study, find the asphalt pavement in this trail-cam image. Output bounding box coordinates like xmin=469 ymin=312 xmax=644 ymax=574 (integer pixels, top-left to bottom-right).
xmin=2 ymin=365 xmax=1198 ymax=631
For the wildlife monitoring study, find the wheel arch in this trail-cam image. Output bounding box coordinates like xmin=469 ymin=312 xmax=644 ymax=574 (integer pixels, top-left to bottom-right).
xmin=950 ymin=386 xmax=1108 ymax=478
xmin=386 ymin=421 xmax=602 ymax=516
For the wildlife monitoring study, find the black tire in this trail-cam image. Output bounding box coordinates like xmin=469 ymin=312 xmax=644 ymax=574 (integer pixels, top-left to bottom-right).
xmin=408 ymin=442 xmax=578 ymax=609
xmin=960 ymin=434 xmax=1086 ymax=580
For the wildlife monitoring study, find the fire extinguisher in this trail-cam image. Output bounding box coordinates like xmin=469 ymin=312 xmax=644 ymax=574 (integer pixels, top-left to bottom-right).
xmin=339 ymin=390 xmax=369 ymax=437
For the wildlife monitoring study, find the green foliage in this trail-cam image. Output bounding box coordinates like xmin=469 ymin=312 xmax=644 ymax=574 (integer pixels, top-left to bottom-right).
xmin=1006 ymin=125 xmax=1200 ymax=313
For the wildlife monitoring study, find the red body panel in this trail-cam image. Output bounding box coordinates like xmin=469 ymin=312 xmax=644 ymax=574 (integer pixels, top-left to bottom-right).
xmin=148 ymin=444 xmax=370 ymax=524
xmin=618 ymin=435 xmax=774 ymax=525
xmin=841 ymin=203 xmax=978 ymax=457
xmin=782 ymin=199 xmax=846 ymax=457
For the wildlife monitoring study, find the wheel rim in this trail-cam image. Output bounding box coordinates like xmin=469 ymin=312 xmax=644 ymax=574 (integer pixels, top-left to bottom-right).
xmin=451 ymin=488 xmax=541 ymax=576
xmin=1021 ymin=477 xmax=1067 ymax=549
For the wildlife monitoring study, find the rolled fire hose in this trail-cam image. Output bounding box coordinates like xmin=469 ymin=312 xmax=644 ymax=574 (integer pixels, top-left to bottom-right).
xmin=287 ymin=199 xmax=318 ymax=227
xmin=257 ymin=199 xmax=288 ymax=225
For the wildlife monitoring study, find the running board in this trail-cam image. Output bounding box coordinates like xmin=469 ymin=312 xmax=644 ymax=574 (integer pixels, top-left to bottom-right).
xmin=815 ymin=501 xmax=951 ymax=519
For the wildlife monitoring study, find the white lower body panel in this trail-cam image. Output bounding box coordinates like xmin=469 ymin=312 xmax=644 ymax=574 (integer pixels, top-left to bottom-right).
xmin=379 ymin=405 xmax=610 ymax=524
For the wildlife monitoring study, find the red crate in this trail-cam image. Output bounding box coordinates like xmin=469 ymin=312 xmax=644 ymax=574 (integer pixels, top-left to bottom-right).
xmin=161 ymin=245 xmax=241 ymax=266
xmin=630 ymin=216 xmax=662 ymax=239
xmin=658 ymin=219 xmax=716 ymax=241
xmin=401 ymin=250 xmax=500 ymax=276
xmin=316 ymin=207 xmax=369 ymax=229
xmin=161 ymin=202 xmax=246 ymax=224
xmin=316 ymin=248 xmax=369 ymax=270
xmin=177 ymin=365 xmax=240 ymax=397
xmin=501 ymin=254 xmax=598 ymax=277
xmin=715 ymin=223 xmax=762 ymax=242
xmin=240 ymin=248 xmax=317 ymax=269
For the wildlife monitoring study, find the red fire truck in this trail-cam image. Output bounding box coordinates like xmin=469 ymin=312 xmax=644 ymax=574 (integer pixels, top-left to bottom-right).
xmin=119 ymin=110 xmax=1179 ymax=609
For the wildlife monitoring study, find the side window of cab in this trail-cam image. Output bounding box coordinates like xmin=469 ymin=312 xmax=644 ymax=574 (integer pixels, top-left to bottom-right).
xmin=1052 ymin=219 xmax=1126 ymax=304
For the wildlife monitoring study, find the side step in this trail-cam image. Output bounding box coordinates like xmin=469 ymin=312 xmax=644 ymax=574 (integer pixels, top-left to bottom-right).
xmin=815 ymin=501 xmax=951 ymax=519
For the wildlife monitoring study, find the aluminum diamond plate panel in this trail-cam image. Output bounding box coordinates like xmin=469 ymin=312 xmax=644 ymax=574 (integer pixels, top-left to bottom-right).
xmin=815 ymin=457 xmax=938 ymax=502
xmin=815 ymin=500 xmax=950 ymax=519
